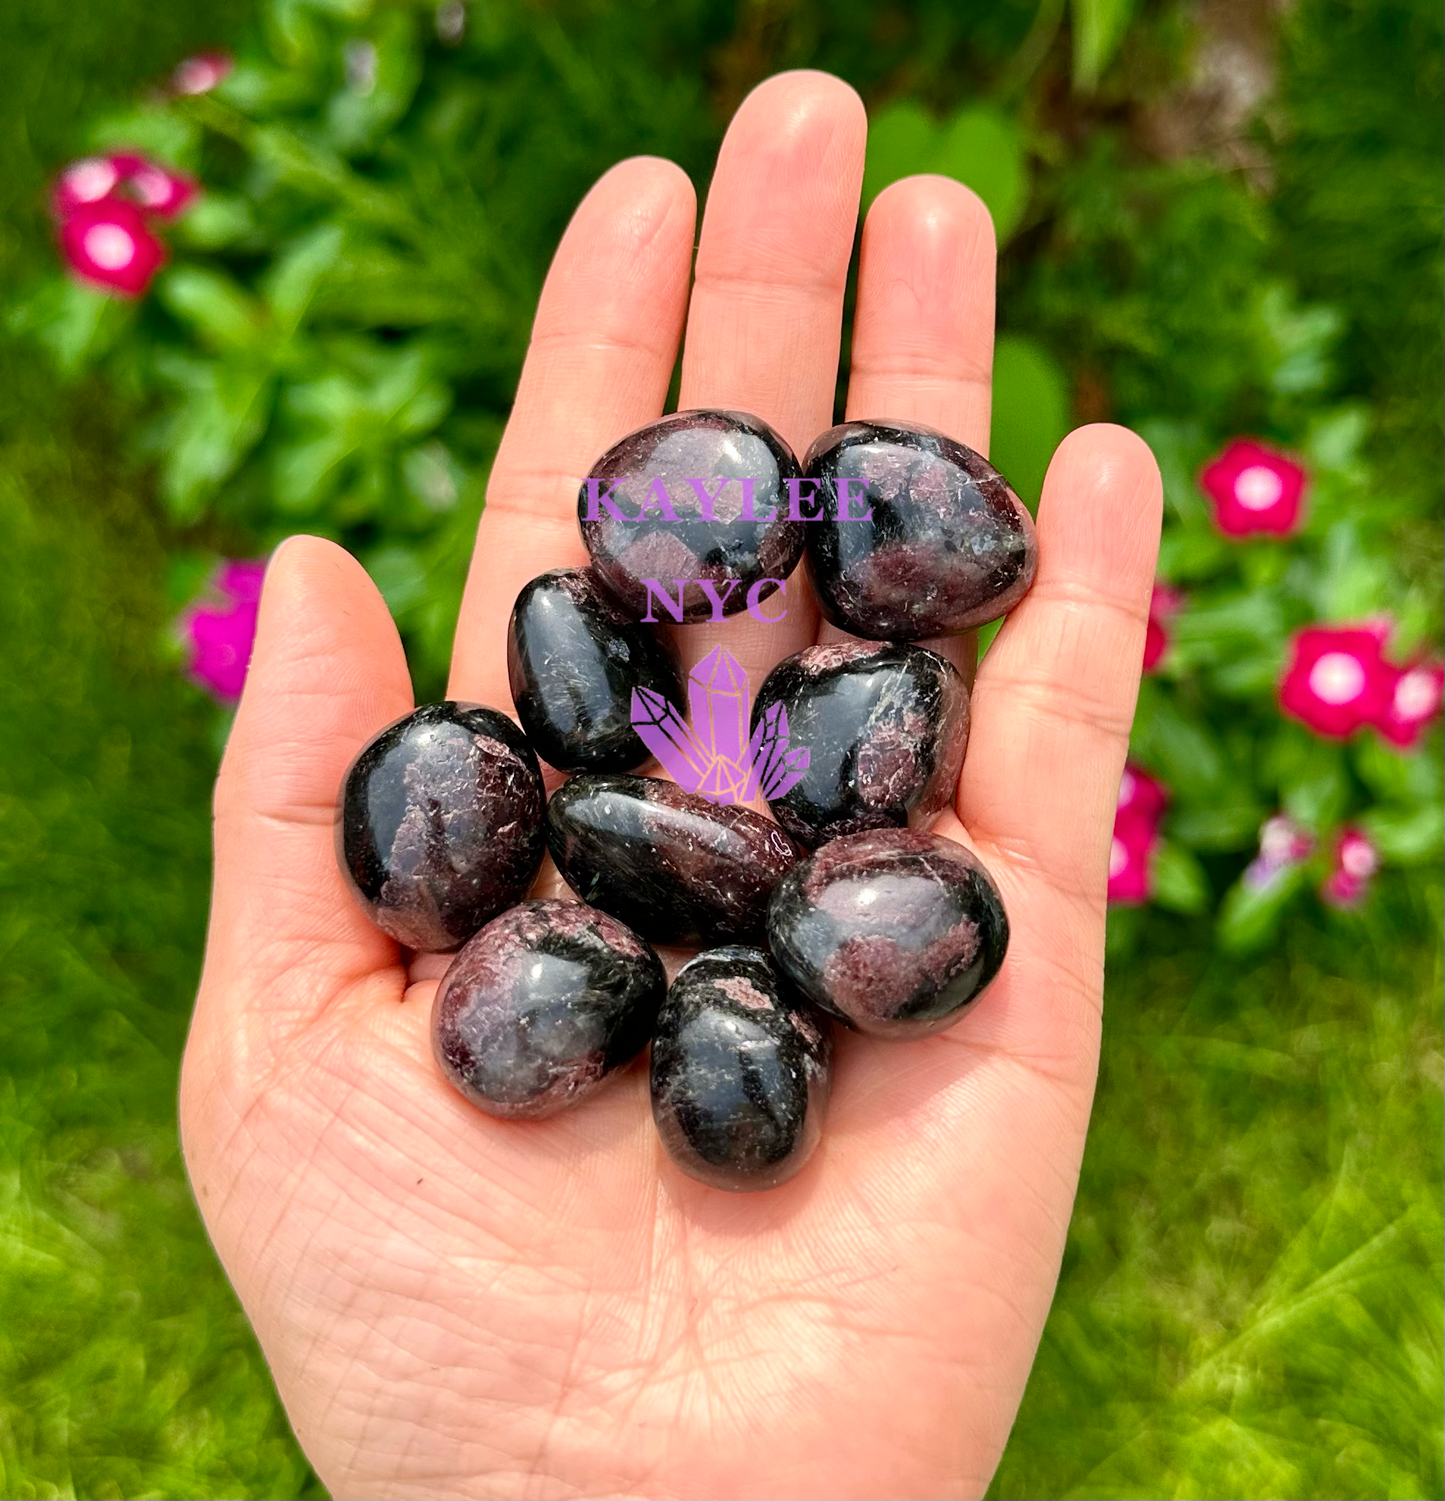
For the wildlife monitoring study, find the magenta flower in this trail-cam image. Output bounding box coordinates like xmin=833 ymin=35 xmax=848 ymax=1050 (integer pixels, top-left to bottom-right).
xmin=171 ymin=51 xmax=234 ymax=96
xmin=1108 ymin=817 xmax=1157 ymax=905
xmin=1278 ymin=624 xmax=1394 ymax=739
xmin=1117 ymin=763 xmax=1168 ymax=825
xmin=1374 ymin=659 xmax=1444 ymax=749
xmin=58 ymin=197 xmax=167 ymax=297
xmin=1143 ymin=582 xmax=1185 ymax=672
xmin=1320 ymin=827 xmax=1380 ymax=909
xmin=181 ymin=559 xmax=267 ymax=702
xmin=51 ymin=156 xmax=122 ymax=218
xmin=109 ymin=152 xmax=198 ymax=219
xmin=1201 ymin=439 xmax=1307 ymax=538
xmin=1109 ymin=763 xmax=1168 ymax=905
xmin=1243 ymin=814 xmax=1314 ymax=891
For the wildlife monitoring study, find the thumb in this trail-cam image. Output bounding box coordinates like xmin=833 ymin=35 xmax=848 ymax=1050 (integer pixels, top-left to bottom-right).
xmin=197 ymin=535 xmax=414 ymax=1043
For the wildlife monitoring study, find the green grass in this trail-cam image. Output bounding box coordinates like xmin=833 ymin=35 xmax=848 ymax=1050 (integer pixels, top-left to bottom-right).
xmin=0 ymin=0 xmax=1440 ymax=1496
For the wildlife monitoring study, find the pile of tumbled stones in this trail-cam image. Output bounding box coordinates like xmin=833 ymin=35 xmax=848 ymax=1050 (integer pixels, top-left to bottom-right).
xmin=337 ymin=410 xmax=1037 ymax=1192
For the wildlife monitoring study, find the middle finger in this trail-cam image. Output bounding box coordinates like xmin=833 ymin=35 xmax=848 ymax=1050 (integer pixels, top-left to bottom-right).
xmin=671 ymin=70 xmax=867 ymax=686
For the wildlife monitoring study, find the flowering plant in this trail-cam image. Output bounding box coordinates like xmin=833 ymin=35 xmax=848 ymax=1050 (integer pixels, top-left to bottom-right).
xmin=11 ymin=0 xmax=1441 ymax=954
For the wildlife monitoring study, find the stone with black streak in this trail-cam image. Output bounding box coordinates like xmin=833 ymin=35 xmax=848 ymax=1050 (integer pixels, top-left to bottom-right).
xmin=752 ymin=641 xmax=969 ymax=848
xmin=650 ymin=946 xmax=832 ymax=1191
xmin=546 ymin=773 xmax=796 ymax=946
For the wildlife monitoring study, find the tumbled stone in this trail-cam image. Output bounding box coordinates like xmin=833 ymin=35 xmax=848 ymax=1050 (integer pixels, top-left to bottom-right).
xmin=650 ymin=946 xmax=832 ymax=1191
xmin=432 ymin=899 xmax=665 ymax=1119
xmin=752 ymin=641 xmax=969 ymax=847
xmin=577 ymin=409 xmax=804 ymax=623
xmin=508 ymin=567 xmax=683 ymax=772
xmin=336 ymin=702 xmax=546 ymax=952
xmin=804 ymin=420 xmax=1038 ymax=639
xmin=546 ymin=773 xmax=797 ymax=946
xmin=767 ymin=828 xmax=1009 ymax=1038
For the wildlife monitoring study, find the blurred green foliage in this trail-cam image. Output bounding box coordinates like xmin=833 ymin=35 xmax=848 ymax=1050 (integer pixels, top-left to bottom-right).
xmin=0 ymin=0 xmax=1440 ymax=1497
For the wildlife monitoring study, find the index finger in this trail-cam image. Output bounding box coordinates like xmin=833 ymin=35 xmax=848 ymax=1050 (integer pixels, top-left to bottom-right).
xmin=447 ymin=156 xmax=696 ymax=706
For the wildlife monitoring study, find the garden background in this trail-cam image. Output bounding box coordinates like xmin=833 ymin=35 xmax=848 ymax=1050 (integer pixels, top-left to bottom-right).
xmin=0 ymin=0 xmax=1440 ymax=1496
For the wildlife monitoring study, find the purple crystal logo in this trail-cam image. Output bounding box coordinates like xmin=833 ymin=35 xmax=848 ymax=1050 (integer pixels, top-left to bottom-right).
xmin=631 ymin=646 xmax=810 ymax=806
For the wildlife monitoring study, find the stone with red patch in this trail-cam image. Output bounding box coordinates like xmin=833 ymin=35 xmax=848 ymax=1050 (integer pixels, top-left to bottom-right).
xmin=768 ymin=828 xmax=1009 ymax=1039
xmin=432 ymin=899 xmax=665 ymax=1119
xmin=650 ymin=946 xmax=832 ymax=1191
xmin=337 ymin=702 xmax=546 ymax=952
xmin=751 ymin=641 xmax=968 ymax=847
xmin=803 ymin=420 xmax=1037 ymax=639
xmin=577 ymin=409 xmax=803 ymax=622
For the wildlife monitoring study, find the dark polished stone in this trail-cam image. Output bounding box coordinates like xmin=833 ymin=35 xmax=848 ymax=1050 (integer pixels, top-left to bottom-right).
xmin=546 ymin=773 xmax=797 ymax=946
xmin=752 ymin=641 xmax=969 ymax=848
xmin=577 ymin=409 xmax=804 ymax=623
xmin=508 ymin=567 xmax=683 ymax=772
xmin=336 ymin=702 xmax=546 ymax=952
xmin=650 ymin=946 xmax=832 ymax=1191
xmin=804 ymin=420 xmax=1038 ymax=639
xmin=767 ymin=829 xmax=1009 ymax=1038
xmin=432 ymin=899 xmax=665 ymax=1119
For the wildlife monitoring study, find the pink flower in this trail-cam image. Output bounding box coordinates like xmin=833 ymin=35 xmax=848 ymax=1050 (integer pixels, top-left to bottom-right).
xmin=181 ymin=558 xmax=267 ymax=702
xmin=1110 ymin=764 xmax=1168 ymax=904
xmin=1143 ymin=582 xmax=1185 ymax=672
xmin=1278 ymin=624 xmax=1394 ymax=739
xmin=216 ymin=559 xmax=267 ymax=606
xmin=1108 ymin=816 xmax=1158 ymax=905
xmin=1374 ymin=659 xmax=1444 ymax=748
xmin=51 ymin=156 xmax=122 ymax=218
xmin=1200 ymin=439 xmax=1307 ymax=538
xmin=1117 ymin=764 xmax=1168 ymax=824
xmin=58 ymin=198 xmax=166 ymax=297
xmin=108 ymin=152 xmax=197 ymax=218
xmin=171 ymin=51 xmax=234 ymax=96
xmin=1243 ymin=814 xmax=1314 ymax=890
xmin=1320 ymin=827 xmax=1380 ymax=909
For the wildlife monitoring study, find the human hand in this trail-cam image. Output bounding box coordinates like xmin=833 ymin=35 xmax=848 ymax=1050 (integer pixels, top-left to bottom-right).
xmin=180 ymin=70 xmax=1161 ymax=1500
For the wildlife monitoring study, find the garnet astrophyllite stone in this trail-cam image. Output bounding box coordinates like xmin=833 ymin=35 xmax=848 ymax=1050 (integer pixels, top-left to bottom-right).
xmin=508 ymin=567 xmax=683 ymax=772
xmin=546 ymin=773 xmax=797 ymax=946
xmin=337 ymin=703 xmax=546 ymax=952
xmin=650 ymin=946 xmax=832 ymax=1191
xmin=751 ymin=641 xmax=969 ymax=847
xmin=768 ymin=828 xmax=1009 ymax=1039
xmin=433 ymin=899 xmax=665 ymax=1119
xmin=578 ymin=409 xmax=804 ymax=622
xmin=804 ymin=420 xmax=1038 ymax=639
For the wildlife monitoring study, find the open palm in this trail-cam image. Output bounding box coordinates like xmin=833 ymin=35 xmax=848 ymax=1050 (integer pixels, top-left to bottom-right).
xmin=180 ymin=71 xmax=1161 ymax=1500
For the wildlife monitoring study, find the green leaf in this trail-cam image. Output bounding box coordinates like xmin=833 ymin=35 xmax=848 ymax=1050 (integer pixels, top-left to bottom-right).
xmin=1217 ymin=863 xmax=1310 ymax=954
xmin=1071 ymin=0 xmax=1136 ymax=90
xmin=157 ymin=268 xmax=261 ymax=352
xmin=364 ymin=543 xmax=429 ymax=618
xmin=327 ymin=10 xmax=424 ymax=153
xmin=861 ymin=102 xmax=935 ymax=208
xmin=1278 ymin=739 xmax=1351 ymax=831
xmin=1171 ymin=803 xmax=1266 ymax=852
xmin=262 ymin=224 xmax=345 ymax=335
xmin=8 ymin=277 xmax=134 ymax=375
xmin=1152 ymin=839 xmax=1211 ymax=915
xmin=87 ymin=105 xmax=199 ymax=168
xmin=862 ymin=102 xmax=1028 ymax=240
xmin=990 ymin=335 xmax=1069 ymax=508
xmin=932 ymin=108 xmax=1029 ymax=241
xmin=1361 ymin=804 xmax=1445 ymax=864
xmin=155 ymin=357 xmax=274 ymax=522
